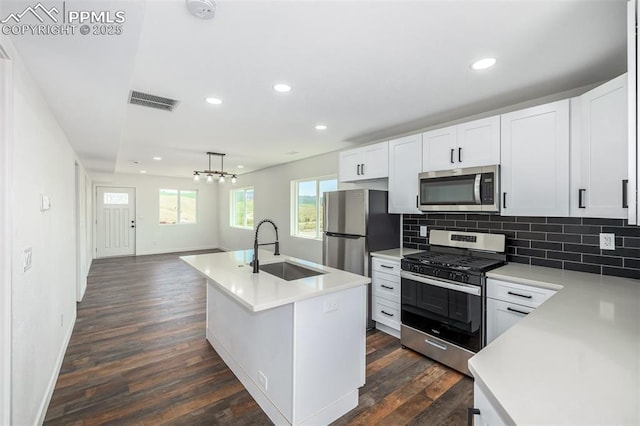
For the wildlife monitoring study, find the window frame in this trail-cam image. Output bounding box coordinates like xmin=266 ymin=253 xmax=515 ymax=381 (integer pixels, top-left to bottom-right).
xmin=290 ymin=176 xmax=337 ymax=240
xmin=230 ymin=186 xmax=255 ymax=230
xmin=159 ymin=188 xmax=198 ymax=225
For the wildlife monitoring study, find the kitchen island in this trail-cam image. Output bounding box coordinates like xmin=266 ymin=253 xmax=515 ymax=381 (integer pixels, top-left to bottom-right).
xmin=180 ymin=249 xmax=369 ymax=426
xmin=469 ymin=264 xmax=640 ymax=425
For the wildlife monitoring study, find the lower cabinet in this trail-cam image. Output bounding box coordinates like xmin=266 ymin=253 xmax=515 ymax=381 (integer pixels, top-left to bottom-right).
xmin=471 ymin=382 xmax=507 ymax=426
xmin=371 ymin=257 xmax=401 ymax=337
xmin=485 ymin=278 xmax=557 ymax=344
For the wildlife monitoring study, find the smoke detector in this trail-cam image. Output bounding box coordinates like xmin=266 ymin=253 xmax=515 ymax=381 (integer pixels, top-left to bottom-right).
xmin=186 ymin=0 xmax=216 ymax=20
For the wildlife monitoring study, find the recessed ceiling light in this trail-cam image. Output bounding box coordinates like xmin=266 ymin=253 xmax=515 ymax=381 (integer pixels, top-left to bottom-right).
xmin=273 ymin=83 xmax=292 ymax=93
xmin=286 ymin=151 xmax=299 ymax=155
xmin=237 ymin=165 xmax=244 ymax=169
xmin=153 ymin=156 xmax=162 ymax=161
xmin=471 ymin=57 xmax=497 ymax=70
xmin=315 ymin=124 xmax=327 ymax=130
xmin=206 ymin=97 xmax=223 ymax=105
xmin=140 ymin=170 xmax=147 ymax=174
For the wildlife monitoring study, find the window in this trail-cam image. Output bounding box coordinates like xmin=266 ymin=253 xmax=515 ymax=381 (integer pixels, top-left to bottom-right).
xmin=291 ymin=177 xmax=337 ymax=239
xmin=231 ymin=187 xmax=254 ymax=229
xmin=103 ymin=192 xmax=128 ymax=205
xmin=159 ymin=189 xmax=197 ymax=224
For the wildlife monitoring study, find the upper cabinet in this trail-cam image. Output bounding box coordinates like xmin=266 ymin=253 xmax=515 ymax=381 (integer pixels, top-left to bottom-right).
xmin=627 ymin=0 xmax=638 ymax=225
xmin=388 ymin=134 xmax=423 ymax=214
xmin=570 ymin=74 xmax=628 ymax=218
xmin=339 ymin=141 xmax=389 ymax=182
xmin=500 ymin=100 xmax=570 ymax=217
xmin=422 ymin=116 xmax=500 ymax=172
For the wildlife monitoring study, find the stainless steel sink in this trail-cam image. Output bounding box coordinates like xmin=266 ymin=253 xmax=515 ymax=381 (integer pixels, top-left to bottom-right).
xmin=259 ymin=261 xmax=325 ymax=281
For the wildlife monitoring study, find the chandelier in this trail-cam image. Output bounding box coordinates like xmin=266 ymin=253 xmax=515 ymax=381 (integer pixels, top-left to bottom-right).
xmin=193 ymin=152 xmax=237 ymax=184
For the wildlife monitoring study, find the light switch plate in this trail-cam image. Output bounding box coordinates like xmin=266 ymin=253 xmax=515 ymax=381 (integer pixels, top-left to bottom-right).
xmin=23 ymin=248 xmax=32 ymax=272
xmin=40 ymin=194 xmax=51 ymax=211
xmin=419 ymin=226 xmax=427 ymax=237
xmin=599 ymin=233 xmax=615 ymax=250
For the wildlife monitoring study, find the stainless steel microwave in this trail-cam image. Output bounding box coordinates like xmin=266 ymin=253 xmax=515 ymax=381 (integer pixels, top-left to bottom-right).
xmin=418 ymin=165 xmax=500 ymax=212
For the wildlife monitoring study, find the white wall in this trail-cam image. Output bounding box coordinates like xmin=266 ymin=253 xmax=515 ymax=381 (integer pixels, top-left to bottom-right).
xmin=218 ymin=152 xmax=339 ymax=263
xmin=0 ymin=53 xmax=12 ymax=426
xmin=217 ymin=151 xmax=389 ymax=264
xmin=2 ymin=38 xmax=89 ymax=425
xmin=96 ymin=173 xmax=219 ymax=256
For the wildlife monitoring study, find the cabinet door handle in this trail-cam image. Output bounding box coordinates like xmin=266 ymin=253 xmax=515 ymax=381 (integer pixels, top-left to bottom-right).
xmin=361 ymin=163 xmax=365 ymax=175
xmin=381 ymin=284 xmax=395 ymax=290
xmin=416 ymin=194 xmax=419 ymax=209
xmin=467 ymin=408 xmax=481 ymax=426
xmin=458 ymin=147 xmax=462 ymax=163
xmin=578 ymin=189 xmax=586 ymax=209
xmin=507 ymin=291 xmax=532 ymax=299
xmin=381 ymin=264 xmax=394 ymax=269
xmin=356 ymin=164 xmax=361 ymax=175
xmin=623 ymin=179 xmax=628 ymax=208
xmin=502 ymin=192 xmax=507 ymax=209
xmin=450 ymin=148 xmax=455 ymax=164
xmin=507 ymin=306 xmax=530 ymax=316
xmin=381 ymin=310 xmax=394 ymax=317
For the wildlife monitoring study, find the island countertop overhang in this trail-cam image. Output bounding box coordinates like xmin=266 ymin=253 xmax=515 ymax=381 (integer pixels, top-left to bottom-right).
xmin=180 ymin=249 xmax=370 ymax=312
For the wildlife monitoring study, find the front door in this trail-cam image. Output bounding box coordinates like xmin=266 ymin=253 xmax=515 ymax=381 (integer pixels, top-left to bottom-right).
xmin=96 ymin=187 xmax=136 ymax=258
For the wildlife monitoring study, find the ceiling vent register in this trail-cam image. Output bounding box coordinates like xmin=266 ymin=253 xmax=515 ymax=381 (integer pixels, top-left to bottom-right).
xmin=128 ymin=91 xmax=179 ymax=111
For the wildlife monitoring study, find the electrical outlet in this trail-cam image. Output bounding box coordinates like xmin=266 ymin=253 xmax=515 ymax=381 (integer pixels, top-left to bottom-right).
xmin=23 ymin=248 xmax=32 ymax=272
xmin=599 ymin=233 xmax=615 ymax=250
xmin=258 ymin=370 xmax=268 ymax=391
xmin=419 ymin=225 xmax=427 ymax=237
xmin=323 ymin=298 xmax=338 ymax=313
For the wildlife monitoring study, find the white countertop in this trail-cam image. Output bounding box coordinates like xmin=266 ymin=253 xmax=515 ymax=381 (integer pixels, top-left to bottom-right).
xmin=370 ymin=247 xmax=422 ymax=261
xmin=180 ymin=249 xmax=370 ymax=313
xmin=470 ymin=263 xmax=640 ymax=425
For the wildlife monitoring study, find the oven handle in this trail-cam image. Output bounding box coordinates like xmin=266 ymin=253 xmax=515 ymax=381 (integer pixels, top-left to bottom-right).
xmin=401 ymin=271 xmax=481 ymax=296
xmin=474 ymin=173 xmax=482 ymax=204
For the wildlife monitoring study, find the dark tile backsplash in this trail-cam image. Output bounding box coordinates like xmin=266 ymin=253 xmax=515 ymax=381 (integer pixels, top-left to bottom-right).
xmin=402 ymin=213 xmax=640 ymax=280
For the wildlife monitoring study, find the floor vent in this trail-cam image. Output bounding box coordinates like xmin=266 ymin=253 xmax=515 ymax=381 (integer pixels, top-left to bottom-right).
xmin=128 ymin=90 xmax=179 ymax=111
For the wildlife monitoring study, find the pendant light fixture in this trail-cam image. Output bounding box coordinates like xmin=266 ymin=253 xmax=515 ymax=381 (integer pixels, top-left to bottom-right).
xmin=193 ymin=152 xmax=237 ymax=184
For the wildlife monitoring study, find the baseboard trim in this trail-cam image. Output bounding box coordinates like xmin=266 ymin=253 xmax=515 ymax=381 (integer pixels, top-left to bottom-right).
xmin=134 ymin=246 xmax=221 ymax=256
xmin=36 ymin=309 xmax=77 ymax=425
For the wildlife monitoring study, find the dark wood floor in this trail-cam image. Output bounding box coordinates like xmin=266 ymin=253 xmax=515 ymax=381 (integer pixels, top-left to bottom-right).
xmin=44 ymin=250 xmax=472 ymax=425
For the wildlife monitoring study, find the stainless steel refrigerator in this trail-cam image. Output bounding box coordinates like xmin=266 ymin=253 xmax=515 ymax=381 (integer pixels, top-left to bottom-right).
xmin=322 ymin=189 xmax=400 ymax=328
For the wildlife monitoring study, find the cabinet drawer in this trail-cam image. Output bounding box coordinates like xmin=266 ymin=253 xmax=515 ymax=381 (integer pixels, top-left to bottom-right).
xmin=372 ymin=258 xmax=400 ymax=275
xmin=372 ymin=297 xmax=400 ymax=330
xmin=487 ymin=279 xmax=556 ymax=308
xmin=372 ymin=274 xmax=400 ymax=302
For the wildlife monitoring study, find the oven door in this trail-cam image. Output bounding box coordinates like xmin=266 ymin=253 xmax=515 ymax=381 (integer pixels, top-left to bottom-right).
xmin=400 ymin=271 xmax=484 ymax=352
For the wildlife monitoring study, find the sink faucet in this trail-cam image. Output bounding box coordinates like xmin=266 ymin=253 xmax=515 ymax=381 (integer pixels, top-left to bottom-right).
xmin=252 ymin=219 xmax=280 ymax=273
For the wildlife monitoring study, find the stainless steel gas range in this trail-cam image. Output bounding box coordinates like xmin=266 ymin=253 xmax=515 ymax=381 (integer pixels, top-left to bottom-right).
xmin=400 ymin=230 xmax=506 ymax=376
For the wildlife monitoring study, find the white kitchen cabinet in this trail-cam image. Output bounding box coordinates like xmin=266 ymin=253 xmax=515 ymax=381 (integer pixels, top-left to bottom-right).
xmin=388 ymin=134 xmax=422 ymax=213
xmin=422 ymin=125 xmax=457 ymax=171
xmin=371 ymin=257 xmax=401 ymax=337
xmin=422 ymin=116 xmax=500 ymax=172
xmin=338 ymin=141 xmax=389 ymax=182
xmin=628 ymin=0 xmax=639 ymax=226
xmin=485 ymin=278 xmax=556 ymax=344
xmin=571 ymin=74 xmax=629 ymax=218
xmin=500 ymin=100 xmax=570 ymax=217
xmin=472 ymin=382 xmax=507 ymax=426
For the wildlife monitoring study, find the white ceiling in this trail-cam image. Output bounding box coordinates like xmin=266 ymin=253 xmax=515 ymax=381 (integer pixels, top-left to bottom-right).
xmin=4 ymin=0 xmax=628 ymax=180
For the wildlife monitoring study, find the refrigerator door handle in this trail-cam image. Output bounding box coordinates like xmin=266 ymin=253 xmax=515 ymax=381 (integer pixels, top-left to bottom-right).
xmin=325 ymin=232 xmax=362 ymax=239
